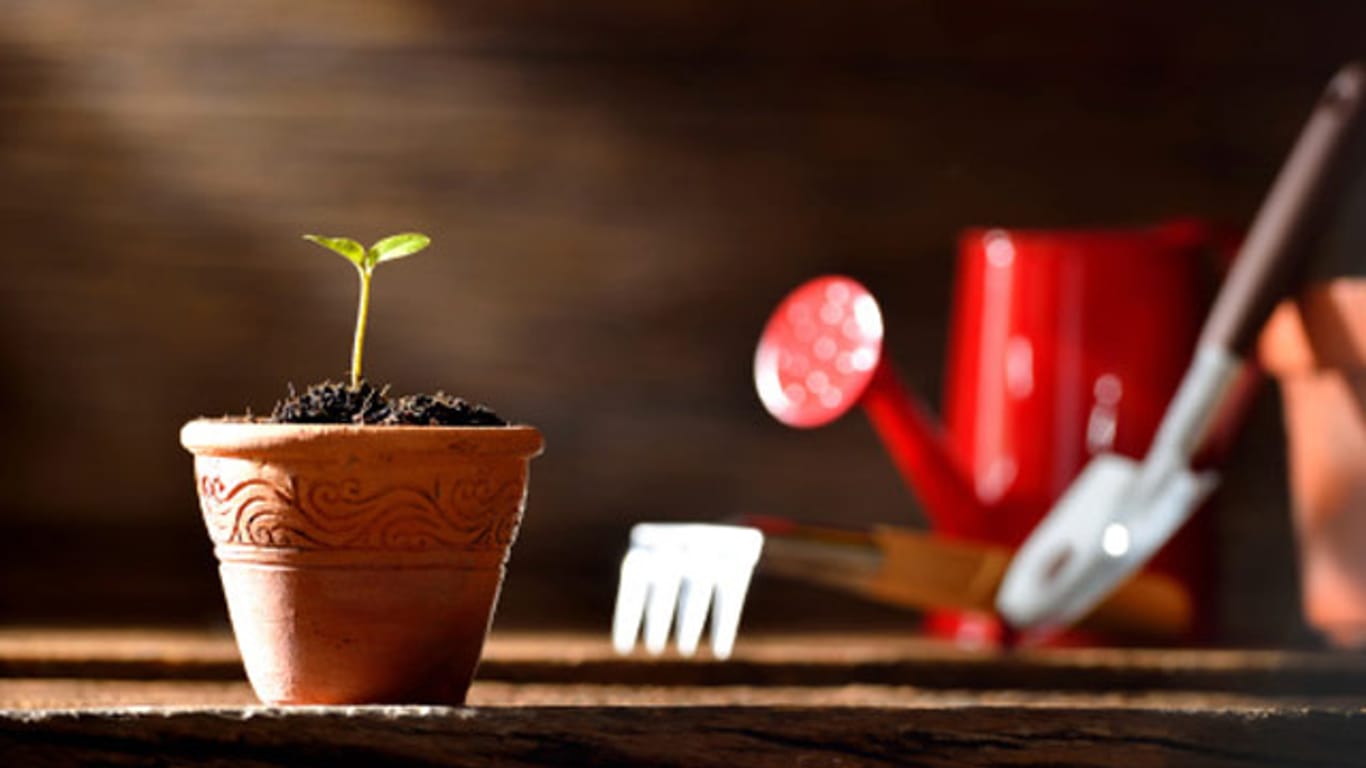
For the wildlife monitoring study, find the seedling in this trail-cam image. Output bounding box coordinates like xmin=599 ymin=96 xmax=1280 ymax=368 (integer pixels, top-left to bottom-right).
xmin=303 ymin=232 xmax=431 ymax=388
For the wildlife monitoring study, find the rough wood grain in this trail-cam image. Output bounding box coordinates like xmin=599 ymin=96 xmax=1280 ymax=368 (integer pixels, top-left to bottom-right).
xmin=2 ymin=705 xmax=1365 ymax=767
xmin=8 ymin=678 xmax=1365 ymax=712
xmin=4 ymin=630 xmax=1366 ymax=700
xmin=3 ymin=629 xmax=1366 ymax=765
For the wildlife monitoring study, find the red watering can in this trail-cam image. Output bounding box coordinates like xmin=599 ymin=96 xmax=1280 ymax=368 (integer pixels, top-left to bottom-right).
xmin=755 ymin=223 xmax=1230 ymax=640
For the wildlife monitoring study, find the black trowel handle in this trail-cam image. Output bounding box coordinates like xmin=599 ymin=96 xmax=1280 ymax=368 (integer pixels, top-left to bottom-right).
xmin=1201 ymin=62 xmax=1366 ymax=354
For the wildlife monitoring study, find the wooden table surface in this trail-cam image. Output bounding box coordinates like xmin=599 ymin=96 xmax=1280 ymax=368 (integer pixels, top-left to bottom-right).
xmin=2 ymin=628 xmax=1364 ymax=766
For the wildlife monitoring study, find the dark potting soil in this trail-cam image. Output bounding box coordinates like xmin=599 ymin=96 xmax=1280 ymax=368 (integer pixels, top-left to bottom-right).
xmin=269 ymin=381 xmax=507 ymax=426
xmin=270 ymin=380 xmax=391 ymax=424
xmin=388 ymin=392 xmax=507 ymax=426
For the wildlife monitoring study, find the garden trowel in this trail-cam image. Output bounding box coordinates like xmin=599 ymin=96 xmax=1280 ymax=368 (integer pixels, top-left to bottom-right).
xmin=997 ymin=62 xmax=1366 ymax=634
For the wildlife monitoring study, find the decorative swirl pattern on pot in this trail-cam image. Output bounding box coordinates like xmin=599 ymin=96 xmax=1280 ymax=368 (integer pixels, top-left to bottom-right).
xmin=195 ymin=461 xmax=528 ymax=552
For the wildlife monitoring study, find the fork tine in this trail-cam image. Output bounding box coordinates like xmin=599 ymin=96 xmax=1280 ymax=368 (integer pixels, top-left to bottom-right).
xmin=708 ymin=527 xmax=764 ymax=660
xmin=674 ymin=567 xmax=716 ymax=657
xmin=611 ymin=547 xmax=652 ymax=654
xmin=709 ymin=559 xmax=756 ymax=660
xmin=641 ymin=551 xmax=683 ymax=655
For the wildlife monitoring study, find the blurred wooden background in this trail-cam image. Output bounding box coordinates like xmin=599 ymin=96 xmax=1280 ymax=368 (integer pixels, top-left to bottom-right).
xmin=0 ymin=0 xmax=1363 ymax=642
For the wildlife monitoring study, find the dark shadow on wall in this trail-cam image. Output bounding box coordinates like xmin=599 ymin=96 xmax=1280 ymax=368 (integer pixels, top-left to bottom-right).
xmin=0 ymin=38 xmax=281 ymax=625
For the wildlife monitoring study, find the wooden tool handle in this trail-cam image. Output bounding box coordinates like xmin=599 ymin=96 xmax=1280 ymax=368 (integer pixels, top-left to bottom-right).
xmin=1201 ymin=62 xmax=1366 ymax=354
xmin=753 ymin=520 xmax=1192 ymax=639
xmin=868 ymin=527 xmax=1191 ymax=639
xmin=1083 ymin=569 xmax=1193 ymax=639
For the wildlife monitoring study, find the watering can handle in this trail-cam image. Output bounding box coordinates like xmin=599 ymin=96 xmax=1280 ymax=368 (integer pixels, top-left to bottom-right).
xmin=1201 ymin=63 xmax=1366 ymax=355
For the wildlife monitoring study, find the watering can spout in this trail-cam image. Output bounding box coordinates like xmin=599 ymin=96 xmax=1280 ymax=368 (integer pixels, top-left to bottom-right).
xmin=755 ymin=275 xmax=987 ymax=539
xmin=861 ymin=361 xmax=988 ymax=538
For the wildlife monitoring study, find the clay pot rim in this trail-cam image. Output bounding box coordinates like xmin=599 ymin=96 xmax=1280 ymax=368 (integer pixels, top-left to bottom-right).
xmin=1259 ymin=278 xmax=1366 ymax=374
xmin=180 ymin=417 xmax=544 ymax=459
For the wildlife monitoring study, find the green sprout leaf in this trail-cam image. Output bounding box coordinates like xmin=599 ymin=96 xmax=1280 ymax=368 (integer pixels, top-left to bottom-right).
xmin=302 ymin=234 xmax=365 ymax=268
xmin=367 ymin=233 xmax=431 ymax=268
xmin=302 ymin=231 xmax=433 ymax=388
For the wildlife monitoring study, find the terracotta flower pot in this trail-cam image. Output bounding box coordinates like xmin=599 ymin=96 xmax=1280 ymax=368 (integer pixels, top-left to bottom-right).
xmin=1259 ymin=278 xmax=1366 ymax=648
xmin=179 ymin=420 xmax=544 ymax=704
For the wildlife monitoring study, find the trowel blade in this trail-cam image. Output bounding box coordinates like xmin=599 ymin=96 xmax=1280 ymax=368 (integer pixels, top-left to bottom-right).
xmin=996 ymin=453 xmax=1217 ymax=632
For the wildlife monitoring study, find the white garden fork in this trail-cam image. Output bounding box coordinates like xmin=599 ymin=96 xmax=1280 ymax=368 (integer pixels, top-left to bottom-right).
xmin=611 ymin=524 xmax=763 ymax=660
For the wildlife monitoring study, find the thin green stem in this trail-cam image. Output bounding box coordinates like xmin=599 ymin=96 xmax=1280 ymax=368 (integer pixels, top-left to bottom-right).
xmin=351 ymin=266 xmax=372 ymax=388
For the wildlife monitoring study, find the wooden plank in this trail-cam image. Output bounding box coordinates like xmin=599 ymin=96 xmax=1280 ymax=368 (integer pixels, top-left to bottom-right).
xmin=0 ymin=680 xmax=256 ymax=710
xmin=2 ymin=629 xmax=1364 ymax=764
xmin=7 ymin=678 xmax=1363 ymax=711
xmin=4 ymin=630 xmax=1366 ymax=699
xmin=2 ymin=705 xmax=1364 ymax=767
xmin=0 ymin=629 xmax=241 ymax=681
xmin=482 ymin=635 xmax=1366 ymax=697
